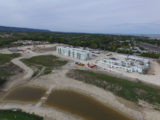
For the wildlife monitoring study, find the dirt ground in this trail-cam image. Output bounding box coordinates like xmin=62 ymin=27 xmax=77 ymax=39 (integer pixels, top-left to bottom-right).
xmin=0 ymin=44 xmax=160 ymax=120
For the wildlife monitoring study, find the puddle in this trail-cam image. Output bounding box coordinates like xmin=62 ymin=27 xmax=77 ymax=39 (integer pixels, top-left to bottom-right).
xmin=45 ymin=90 xmax=134 ymax=120
xmin=4 ymin=86 xmax=46 ymax=103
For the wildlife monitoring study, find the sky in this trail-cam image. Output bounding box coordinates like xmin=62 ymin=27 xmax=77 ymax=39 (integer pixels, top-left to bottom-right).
xmin=0 ymin=0 xmax=160 ymax=34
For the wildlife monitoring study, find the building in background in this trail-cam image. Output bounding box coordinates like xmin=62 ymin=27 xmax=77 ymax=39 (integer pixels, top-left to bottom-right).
xmin=56 ymin=46 xmax=90 ymax=61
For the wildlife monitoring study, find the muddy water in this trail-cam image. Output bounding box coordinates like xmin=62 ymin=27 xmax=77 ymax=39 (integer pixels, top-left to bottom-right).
xmin=4 ymin=86 xmax=46 ymax=102
xmin=46 ymin=90 xmax=134 ymax=120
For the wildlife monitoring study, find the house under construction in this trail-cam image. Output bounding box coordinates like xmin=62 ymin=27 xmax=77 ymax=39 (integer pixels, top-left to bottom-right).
xmin=97 ymin=54 xmax=150 ymax=74
xmin=56 ymin=46 xmax=90 ymax=61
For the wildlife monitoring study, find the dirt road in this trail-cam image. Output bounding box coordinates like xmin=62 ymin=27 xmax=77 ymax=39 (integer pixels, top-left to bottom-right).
xmin=0 ymin=44 xmax=160 ymax=120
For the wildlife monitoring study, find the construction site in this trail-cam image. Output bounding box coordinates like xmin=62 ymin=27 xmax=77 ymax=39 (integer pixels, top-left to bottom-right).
xmin=97 ymin=54 xmax=150 ymax=74
xmin=56 ymin=46 xmax=150 ymax=74
xmin=3 ymin=44 xmax=160 ymax=85
xmin=0 ymin=43 xmax=160 ymax=120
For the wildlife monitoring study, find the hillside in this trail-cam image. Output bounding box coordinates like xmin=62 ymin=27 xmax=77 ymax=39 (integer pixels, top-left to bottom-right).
xmin=0 ymin=26 xmax=51 ymax=32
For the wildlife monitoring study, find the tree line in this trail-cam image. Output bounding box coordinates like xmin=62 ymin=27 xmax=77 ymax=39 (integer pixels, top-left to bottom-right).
xmin=0 ymin=32 xmax=160 ymax=58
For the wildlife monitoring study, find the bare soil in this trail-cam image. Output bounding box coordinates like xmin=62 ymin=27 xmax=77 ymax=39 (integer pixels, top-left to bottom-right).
xmin=0 ymin=44 xmax=160 ymax=120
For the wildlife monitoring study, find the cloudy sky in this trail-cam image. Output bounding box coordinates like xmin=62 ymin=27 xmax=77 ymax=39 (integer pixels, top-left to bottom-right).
xmin=0 ymin=0 xmax=160 ymax=34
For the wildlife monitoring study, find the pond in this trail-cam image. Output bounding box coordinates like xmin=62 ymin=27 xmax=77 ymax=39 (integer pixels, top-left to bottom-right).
xmin=45 ymin=90 xmax=134 ymax=120
xmin=4 ymin=86 xmax=46 ymax=103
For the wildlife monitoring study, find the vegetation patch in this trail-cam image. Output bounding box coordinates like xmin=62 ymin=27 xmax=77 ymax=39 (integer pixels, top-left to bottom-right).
xmin=0 ymin=68 xmax=12 ymax=85
xmin=141 ymin=52 xmax=160 ymax=59
xmin=0 ymin=63 xmax=22 ymax=85
xmin=0 ymin=53 xmax=22 ymax=85
xmin=0 ymin=109 xmax=43 ymax=120
xmin=67 ymin=69 xmax=160 ymax=108
xmin=1 ymin=32 xmax=160 ymax=58
xmin=0 ymin=53 xmax=20 ymax=65
xmin=22 ymin=55 xmax=67 ymax=76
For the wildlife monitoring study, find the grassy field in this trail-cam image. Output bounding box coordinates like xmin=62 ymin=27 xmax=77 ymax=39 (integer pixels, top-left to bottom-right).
xmin=0 ymin=69 xmax=12 ymax=84
xmin=0 ymin=53 xmax=20 ymax=65
xmin=0 ymin=53 xmax=21 ymax=85
xmin=67 ymin=69 xmax=160 ymax=108
xmin=0 ymin=109 xmax=43 ymax=120
xmin=22 ymin=55 xmax=67 ymax=76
